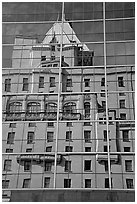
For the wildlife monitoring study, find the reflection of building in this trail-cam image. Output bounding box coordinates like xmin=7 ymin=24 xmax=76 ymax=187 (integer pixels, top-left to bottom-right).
xmin=2 ymin=3 xmax=135 ymax=202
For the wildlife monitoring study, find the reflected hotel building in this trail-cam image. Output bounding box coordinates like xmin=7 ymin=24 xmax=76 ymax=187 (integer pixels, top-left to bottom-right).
xmin=2 ymin=2 xmax=135 ymax=202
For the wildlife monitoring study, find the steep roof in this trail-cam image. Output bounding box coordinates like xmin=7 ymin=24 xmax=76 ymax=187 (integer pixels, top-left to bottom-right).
xmin=42 ymin=20 xmax=89 ymax=51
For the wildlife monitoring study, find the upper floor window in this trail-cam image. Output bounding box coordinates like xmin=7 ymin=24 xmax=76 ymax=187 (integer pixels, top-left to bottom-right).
xmin=51 ymin=45 xmax=55 ymax=51
xmin=125 ymin=160 xmax=132 ymax=172
xmin=27 ymin=132 xmax=34 ymax=144
xmin=101 ymin=77 xmax=105 ymax=86
xmin=84 ymin=160 xmax=91 ymax=171
xmin=27 ymin=102 xmax=41 ymax=113
xmin=7 ymin=132 xmax=15 ymax=144
xmin=51 ymin=55 xmax=55 ymax=60
xmin=84 ymin=102 xmax=90 ymax=118
xmin=66 ymin=78 xmax=72 ymax=87
xmin=2 ymin=180 xmax=9 ymax=189
xmin=4 ymin=159 xmax=12 ymax=171
xmin=64 ymin=179 xmax=71 ymax=188
xmin=6 ymin=148 xmax=13 ymax=153
xmin=44 ymin=177 xmax=50 ymax=188
xmin=39 ymin=76 xmax=44 ymax=88
xmin=126 ymin=179 xmax=134 ymax=189
xmin=84 ymin=78 xmax=90 ymax=87
xmin=119 ymin=100 xmax=126 ymax=108
xmin=65 ymin=160 xmax=71 ymax=172
xmin=47 ymin=132 xmax=54 ymax=142
xmin=50 ymin=77 xmax=55 ymax=87
xmin=46 ymin=146 xmax=52 ymax=152
xmin=66 ymin=131 xmax=72 ymax=141
xmin=24 ymin=161 xmax=31 ymax=171
xmin=118 ymin=77 xmax=124 ymax=87
xmin=104 ymin=130 xmax=107 ymax=141
xmin=9 ymin=102 xmax=22 ymax=113
xmin=41 ymin=56 xmax=46 ymax=61
xmin=22 ymin=178 xmax=31 ymax=188
xmin=84 ymin=130 xmax=91 ymax=143
xmin=22 ymin=78 xmax=28 ymax=91
xmin=5 ymin=79 xmax=11 ymax=92
xmin=102 ymin=101 xmax=106 ymax=109
xmin=45 ymin=103 xmax=57 ymax=113
xmin=63 ymin=102 xmax=76 ymax=114
xmin=65 ymin=146 xmax=73 ymax=152
xmin=120 ymin=113 xmax=126 ymax=120
xmin=85 ymin=179 xmax=91 ymax=188
xmin=45 ymin=162 xmax=52 ymax=172
xmin=122 ymin=130 xmax=129 ymax=142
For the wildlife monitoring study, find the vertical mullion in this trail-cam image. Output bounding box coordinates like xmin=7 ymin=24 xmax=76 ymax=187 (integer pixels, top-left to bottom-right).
xmin=103 ymin=2 xmax=112 ymax=189
xmin=53 ymin=2 xmax=64 ymax=188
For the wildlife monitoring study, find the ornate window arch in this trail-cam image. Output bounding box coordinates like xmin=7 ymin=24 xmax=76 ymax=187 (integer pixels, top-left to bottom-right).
xmin=45 ymin=102 xmax=57 ymax=112
xmin=27 ymin=102 xmax=41 ymax=113
xmin=63 ymin=102 xmax=76 ymax=113
xmin=9 ymin=102 xmax=22 ymax=113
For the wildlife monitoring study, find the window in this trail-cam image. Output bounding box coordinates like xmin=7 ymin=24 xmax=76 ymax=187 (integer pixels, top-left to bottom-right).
xmin=22 ymin=78 xmax=28 ymax=91
xmin=26 ymin=148 xmax=32 ymax=152
xmin=66 ymin=78 xmax=72 ymax=87
xmin=105 ymin=178 xmax=109 ymax=188
xmin=99 ymin=118 xmax=103 ymax=124
xmin=27 ymin=132 xmax=34 ymax=144
xmin=47 ymin=132 xmax=54 ymax=142
xmin=85 ymin=147 xmax=91 ymax=152
xmin=50 ymin=77 xmax=55 ymax=87
xmin=27 ymin=102 xmax=41 ymax=113
xmin=39 ymin=76 xmax=44 ymax=88
xmin=53 ymin=64 xmax=58 ymax=67
xmin=118 ymin=77 xmax=124 ymax=87
xmin=85 ymin=179 xmax=91 ymax=188
xmin=101 ymin=77 xmax=105 ymax=86
xmin=45 ymin=162 xmax=52 ymax=172
xmin=65 ymin=161 xmax=71 ymax=172
xmin=65 ymin=146 xmax=73 ymax=152
xmin=44 ymin=177 xmax=50 ymax=188
xmin=84 ymin=131 xmax=91 ymax=143
xmin=9 ymin=102 xmax=22 ymax=113
xmin=84 ymin=160 xmax=91 ymax=171
xmin=120 ymin=100 xmax=126 ymax=108
xmin=28 ymin=122 xmax=36 ymax=127
xmin=104 ymin=161 xmax=108 ymax=171
xmin=45 ymin=103 xmax=57 ymax=113
xmin=122 ymin=130 xmax=129 ymax=142
xmin=104 ymin=130 xmax=107 ymax=141
xmin=2 ymin=180 xmax=9 ymax=189
xmin=120 ymin=113 xmax=126 ymax=120
xmin=64 ymin=179 xmax=71 ymax=188
xmin=9 ymin=123 xmax=16 ymax=128
xmin=51 ymin=55 xmax=55 ymax=60
xmin=51 ymin=45 xmax=55 ymax=51
xmin=66 ymin=122 xmax=72 ymax=127
xmin=124 ymin=147 xmax=130 ymax=152
xmin=102 ymin=101 xmax=106 ymax=109
xmin=41 ymin=56 xmax=46 ymax=61
xmin=119 ymin=92 xmax=125 ymax=96
xmin=47 ymin=122 xmax=54 ymax=127
xmin=84 ymin=102 xmax=90 ymax=118
xmin=5 ymin=79 xmax=11 ymax=92
xmin=6 ymin=148 xmax=13 ymax=153
xmin=84 ymin=78 xmax=90 ymax=87
xmin=24 ymin=161 xmax=31 ymax=171
xmin=100 ymin=90 xmax=105 ymax=97
xmin=126 ymin=179 xmax=134 ymax=189
xmin=22 ymin=179 xmax=31 ymax=188
xmin=125 ymin=160 xmax=132 ymax=172
xmin=4 ymin=160 xmax=12 ymax=171
xmin=66 ymin=131 xmax=72 ymax=141
xmin=7 ymin=132 xmax=15 ymax=144
xmin=46 ymin=146 xmax=52 ymax=152
xmin=104 ymin=145 xmax=108 ymax=152
xmin=63 ymin=102 xmax=76 ymax=114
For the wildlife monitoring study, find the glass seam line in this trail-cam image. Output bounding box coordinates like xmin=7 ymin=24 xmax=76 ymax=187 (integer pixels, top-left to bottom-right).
xmin=103 ymin=2 xmax=112 ymax=190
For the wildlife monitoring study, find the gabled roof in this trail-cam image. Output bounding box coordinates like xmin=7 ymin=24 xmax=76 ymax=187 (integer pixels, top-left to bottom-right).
xmin=42 ymin=20 xmax=89 ymax=51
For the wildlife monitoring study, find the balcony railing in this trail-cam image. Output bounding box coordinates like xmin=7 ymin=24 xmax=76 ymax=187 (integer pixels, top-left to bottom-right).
xmin=61 ymin=112 xmax=81 ymax=120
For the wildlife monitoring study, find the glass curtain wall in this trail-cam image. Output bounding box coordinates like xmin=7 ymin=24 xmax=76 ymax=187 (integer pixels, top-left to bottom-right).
xmin=2 ymin=2 xmax=135 ymax=194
